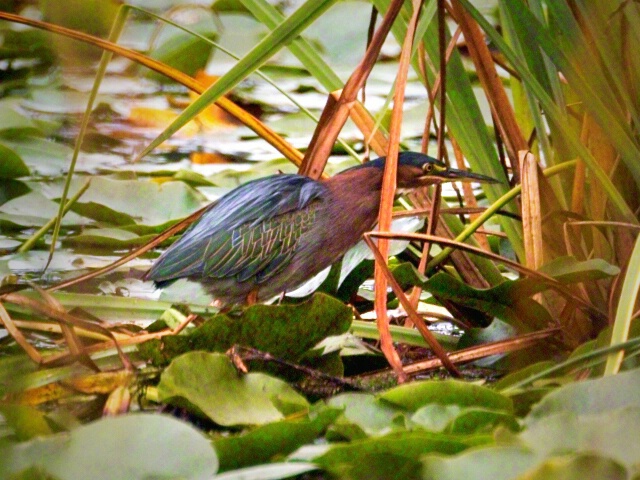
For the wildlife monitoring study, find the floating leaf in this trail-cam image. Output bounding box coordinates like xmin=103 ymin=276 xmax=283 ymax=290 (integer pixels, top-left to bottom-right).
xmin=421 ymin=446 xmax=538 ymax=480
xmin=213 ymin=407 xmax=340 ymax=471
xmin=326 ymin=392 xmax=404 ymax=436
xmin=0 ymin=404 xmax=54 ymax=440
xmin=379 ymin=379 xmax=513 ymax=413
xmin=0 ymin=414 xmax=218 ymax=480
xmin=525 ymin=367 xmax=640 ymax=423
xmin=70 ymin=177 xmax=205 ymax=227
xmin=0 ymin=191 xmax=90 ymax=228
xmin=314 ymin=430 xmax=491 ymax=477
xmin=1 ymin=137 xmax=73 ymax=176
xmin=141 ymin=292 xmax=352 ymax=365
xmin=445 ymin=408 xmax=519 ymax=434
xmin=213 ymin=463 xmax=318 ymax=480
xmin=0 ymin=98 xmax=42 ymax=134
xmin=410 ymin=404 xmax=462 ymax=433
xmin=0 ymin=143 xmax=30 ymax=179
xmin=519 ymin=454 xmax=627 ymax=480
xmin=63 ymin=228 xmax=157 ymax=248
xmin=157 ymin=352 xmax=308 ymax=426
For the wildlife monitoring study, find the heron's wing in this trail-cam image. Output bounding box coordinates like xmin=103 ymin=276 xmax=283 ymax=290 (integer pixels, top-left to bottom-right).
xmin=146 ymin=174 xmax=325 ymax=285
xmin=203 ymin=201 xmax=320 ymax=282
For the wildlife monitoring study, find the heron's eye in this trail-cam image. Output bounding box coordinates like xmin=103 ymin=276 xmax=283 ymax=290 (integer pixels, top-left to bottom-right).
xmin=423 ymin=163 xmax=434 ymax=173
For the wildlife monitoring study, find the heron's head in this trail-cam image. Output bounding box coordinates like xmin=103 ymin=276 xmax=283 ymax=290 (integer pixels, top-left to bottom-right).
xmin=389 ymin=151 xmax=500 ymax=189
xmin=337 ymin=151 xmax=500 ymax=191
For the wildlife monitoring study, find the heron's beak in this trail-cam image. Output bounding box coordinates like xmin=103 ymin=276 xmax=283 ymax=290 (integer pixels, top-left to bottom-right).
xmin=421 ymin=168 xmax=501 ymax=184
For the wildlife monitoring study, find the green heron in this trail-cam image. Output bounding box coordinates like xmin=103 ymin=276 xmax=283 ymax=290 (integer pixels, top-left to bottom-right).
xmin=145 ymin=152 xmax=497 ymax=306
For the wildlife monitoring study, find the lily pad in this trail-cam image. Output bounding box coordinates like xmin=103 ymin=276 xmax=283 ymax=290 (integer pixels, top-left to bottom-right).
xmin=157 ymin=352 xmax=308 ymax=426
xmin=141 ymin=292 xmax=353 ymax=364
xmin=2 ymin=137 xmax=74 ymax=176
xmin=421 ymin=446 xmax=538 ymax=480
xmin=0 ymin=98 xmax=43 ymax=135
xmin=525 ymin=367 xmax=640 ymax=423
xmin=213 ymin=407 xmax=341 ymax=471
xmin=314 ymin=430 xmax=491 ymax=477
xmin=0 ymin=142 xmax=30 ymax=178
xmin=70 ymin=177 xmax=206 ymax=226
xmin=0 ymin=191 xmax=90 ymax=228
xmin=379 ymin=379 xmax=513 ymax=413
xmin=63 ymin=227 xmax=157 ymax=248
xmin=326 ymin=392 xmax=404 ymax=436
xmin=0 ymin=414 xmax=218 ymax=480
xmin=519 ymin=454 xmax=627 ymax=480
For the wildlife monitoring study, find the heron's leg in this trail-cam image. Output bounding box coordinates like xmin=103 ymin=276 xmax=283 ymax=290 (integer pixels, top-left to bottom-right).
xmin=246 ymin=288 xmax=259 ymax=305
xmin=277 ymin=291 xmax=286 ymax=305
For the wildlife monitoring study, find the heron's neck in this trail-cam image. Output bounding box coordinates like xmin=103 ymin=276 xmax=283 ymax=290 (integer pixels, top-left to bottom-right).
xmin=323 ymin=167 xmax=384 ymax=229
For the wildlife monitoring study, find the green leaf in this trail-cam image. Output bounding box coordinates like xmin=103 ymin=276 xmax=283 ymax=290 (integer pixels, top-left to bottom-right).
xmin=0 ymin=143 xmax=30 ymax=178
xmin=519 ymin=409 xmax=640 ymax=473
xmin=410 ymin=404 xmax=462 ymax=433
xmin=2 ymin=137 xmax=74 ymax=177
xmin=141 ymin=292 xmax=352 ymax=364
xmin=157 ymin=352 xmax=309 ymax=426
xmin=314 ymin=430 xmax=491 ymax=477
xmin=147 ymin=27 xmax=216 ymax=82
xmin=445 ymin=408 xmax=519 ymax=434
xmin=421 ymin=273 xmax=553 ymax=329
xmin=70 ymin=177 xmax=205 ymax=226
xmin=63 ymin=228 xmax=156 ymax=248
xmin=326 ymin=393 xmax=405 ymax=436
xmin=213 ymin=463 xmax=318 ymax=480
xmin=421 ymin=446 xmax=537 ymax=480
xmin=538 ymin=256 xmax=620 ymax=284
xmin=0 ymin=414 xmax=218 ymax=480
xmin=0 ymin=191 xmax=90 ymax=228
xmin=379 ymin=379 xmax=513 ymax=413
xmin=0 ymin=405 xmax=53 ymax=441
xmin=173 ymin=169 xmax=217 ymax=187
xmin=213 ymin=407 xmax=340 ymax=471
xmin=525 ymin=367 xmax=640 ymax=423
xmin=518 ymin=454 xmax=627 ymax=480
xmin=409 ymin=404 xmax=519 ymax=435
xmin=0 ymin=99 xmax=42 ymax=135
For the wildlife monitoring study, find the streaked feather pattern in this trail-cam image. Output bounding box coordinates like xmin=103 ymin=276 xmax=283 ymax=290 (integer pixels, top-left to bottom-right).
xmin=146 ymin=174 xmax=326 ymax=286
